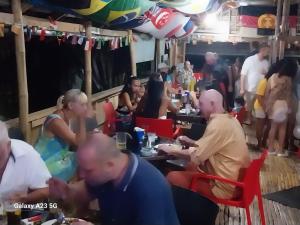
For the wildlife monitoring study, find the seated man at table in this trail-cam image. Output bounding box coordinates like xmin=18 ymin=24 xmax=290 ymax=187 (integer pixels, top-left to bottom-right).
xmin=48 ymin=133 xmax=180 ymax=225
xmin=0 ymin=121 xmax=51 ymax=203
xmin=159 ymin=90 xmax=250 ymax=200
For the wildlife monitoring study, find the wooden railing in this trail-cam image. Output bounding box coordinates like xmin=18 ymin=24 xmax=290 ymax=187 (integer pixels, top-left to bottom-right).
xmin=5 ymin=78 xmax=148 ymax=143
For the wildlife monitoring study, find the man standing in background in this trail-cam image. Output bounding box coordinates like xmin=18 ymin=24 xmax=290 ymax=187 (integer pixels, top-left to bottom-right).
xmin=180 ymin=61 xmax=194 ymax=90
xmin=201 ymin=52 xmax=218 ymax=90
xmin=240 ymin=43 xmax=270 ymax=124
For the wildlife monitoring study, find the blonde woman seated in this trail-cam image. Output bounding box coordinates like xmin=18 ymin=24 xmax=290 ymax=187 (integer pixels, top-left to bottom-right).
xmin=136 ymin=73 xmax=179 ymax=119
xmin=35 ymin=89 xmax=88 ymax=181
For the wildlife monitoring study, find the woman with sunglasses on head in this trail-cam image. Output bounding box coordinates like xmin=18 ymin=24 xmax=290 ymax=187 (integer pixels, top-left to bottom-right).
xmin=116 ymin=76 xmax=141 ymax=131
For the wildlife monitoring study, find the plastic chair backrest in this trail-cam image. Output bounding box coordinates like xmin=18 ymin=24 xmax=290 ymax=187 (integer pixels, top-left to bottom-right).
xmin=135 ymin=117 xmax=174 ymax=138
xmin=102 ymin=101 xmax=116 ymax=135
xmin=236 ymin=106 xmax=246 ymax=124
xmin=193 ymin=73 xmax=203 ymax=81
xmin=242 ymin=150 xmax=268 ymax=205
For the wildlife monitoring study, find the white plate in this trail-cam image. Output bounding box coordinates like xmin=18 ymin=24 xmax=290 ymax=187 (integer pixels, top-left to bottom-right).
xmin=155 ymin=144 xmax=183 ymax=150
xmin=42 ymin=218 xmax=83 ymax=225
xmin=141 ymin=149 xmax=157 ymax=157
xmin=179 ymin=108 xmax=196 ymax=114
xmin=154 ymin=144 xmax=161 ymax=149
xmin=179 ymin=109 xmax=186 ymax=114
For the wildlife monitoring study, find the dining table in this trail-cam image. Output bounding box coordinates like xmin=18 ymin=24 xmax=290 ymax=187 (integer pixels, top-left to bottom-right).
xmin=167 ymin=111 xmax=206 ymax=124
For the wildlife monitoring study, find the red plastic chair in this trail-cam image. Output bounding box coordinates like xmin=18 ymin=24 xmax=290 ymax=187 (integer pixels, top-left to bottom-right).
xmin=194 ymin=72 xmax=203 ymax=81
xmin=102 ymin=100 xmax=130 ymax=136
xmin=135 ymin=117 xmax=181 ymax=139
xmin=190 ymin=150 xmax=268 ymax=225
xmin=230 ymin=106 xmax=247 ymax=125
xmin=102 ymin=101 xmax=118 ymax=136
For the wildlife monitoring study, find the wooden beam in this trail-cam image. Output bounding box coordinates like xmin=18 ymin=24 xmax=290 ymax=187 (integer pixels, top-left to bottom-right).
xmin=0 ymin=12 xmax=128 ymax=37
xmin=128 ymin=30 xmax=137 ymax=76
xmin=84 ymin=22 xmax=92 ymax=102
xmin=169 ymin=42 xmax=175 ymax=66
xmin=155 ymin=39 xmax=161 ymax=71
xmin=272 ymin=0 xmax=283 ymax=62
xmin=182 ymin=40 xmax=186 ymax=62
xmin=6 ymin=78 xmax=149 ymax=132
xmin=279 ymin=0 xmax=290 ymax=59
xmin=173 ymin=40 xmax=178 ymax=66
xmin=11 ymin=0 xmax=30 ymax=142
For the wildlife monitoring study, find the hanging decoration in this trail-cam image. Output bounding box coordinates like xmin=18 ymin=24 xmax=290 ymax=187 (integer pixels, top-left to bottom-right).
xmin=0 ymin=22 xmax=130 ymax=52
xmin=86 ymin=0 xmax=155 ymax=26
xmin=134 ymin=6 xmax=174 ymax=32
xmin=24 ymin=0 xmax=212 ymax=39
xmin=11 ymin=24 xmax=21 ymax=35
xmin=57 ymin=36 xmax=62 ymax=45
xmin=71 ymin=35 xmax=78 ymax=45
xmin=96 ymin=39 xmax=102 ymax=49
xmin=158 ymin=0 xmax=211 ymax=15
xmin=25 ymin=26 xmax=32 ymax=41
xmin=174 ymin=19 xmax=197 ymax=39
xmin=84 ymin=39 xmax=90 ymax=51
xmin=77 ymin=36 xmax=84 ymax=45
xmin=40 ymin=28 xmax=46 ymax=41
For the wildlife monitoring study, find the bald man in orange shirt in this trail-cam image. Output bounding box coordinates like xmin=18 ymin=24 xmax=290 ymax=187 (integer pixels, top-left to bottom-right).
xmin=159 ymin=90 xmax=250 ymax=200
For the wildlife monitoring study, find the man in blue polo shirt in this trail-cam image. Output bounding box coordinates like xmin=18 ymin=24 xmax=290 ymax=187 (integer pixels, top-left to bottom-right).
xmin=48 ymin=133 xmax=180 ymax=225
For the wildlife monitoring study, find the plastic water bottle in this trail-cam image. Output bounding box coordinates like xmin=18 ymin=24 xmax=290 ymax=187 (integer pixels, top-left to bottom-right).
xmin=185 ymin=92 xmax=191 ymax=115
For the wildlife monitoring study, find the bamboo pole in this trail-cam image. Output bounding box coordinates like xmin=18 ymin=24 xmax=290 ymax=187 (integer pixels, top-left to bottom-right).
xmin=279 ymin=0 xmax=290 ymax=59
xmin=169 ymin=42 xmax=174 ymax=66
xmin=182 ymin=40 xmax=186 ymax=63
xmin=173 ymin=40 xmax=178 ymax=66
xmin=272 ymin=0 xmax=283 ymax=62
xmin=84 ymin=22 xmax=92 ymax=102
xmin=12 ymin=0 xmax=30 ymax=142
xmin=128 ymin=30 xmax=137 ymax=76
xmin=155 ymin=39 xmax=161 ymax=71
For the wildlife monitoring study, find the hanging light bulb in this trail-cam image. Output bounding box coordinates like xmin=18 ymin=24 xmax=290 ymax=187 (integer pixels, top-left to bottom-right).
xmin=204 ymin=12 xmax=218 ymax=27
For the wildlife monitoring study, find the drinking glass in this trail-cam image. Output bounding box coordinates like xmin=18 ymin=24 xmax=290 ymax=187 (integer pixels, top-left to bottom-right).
xmin=0 ymin=200 xmax=7 ymax=225
xmin=185 ymin=103 xmax=191 ymax=115
xmin=116 ymin=132 xmax=132 ymax=150
xmin=147 ymin=133 xmax=157 ymax=148
xmin=3 ymin=201 xmax=21 ymax=225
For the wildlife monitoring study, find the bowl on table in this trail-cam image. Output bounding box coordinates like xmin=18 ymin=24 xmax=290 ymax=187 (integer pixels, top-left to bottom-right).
xmin=140 ymin=147 xmax=158 ymax=157
xmin=179 ymin=108 xmax=196 ymax=114
xmin=42 ymin=218 xmax=84 ymax=225
xmin=155 ymin=144 xmax=183 ymax=151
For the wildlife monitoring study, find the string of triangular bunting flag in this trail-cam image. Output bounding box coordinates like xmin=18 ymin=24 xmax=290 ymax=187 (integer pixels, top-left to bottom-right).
xmin=165 ymin=39 xmax=177 ymax=50
xmin=0 ymin=23 xmax=132 ymax=51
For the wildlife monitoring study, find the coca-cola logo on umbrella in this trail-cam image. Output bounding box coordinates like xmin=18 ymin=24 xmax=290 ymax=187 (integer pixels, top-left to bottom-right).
xmin=145 ymin=7 xmax=174 ymax=29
